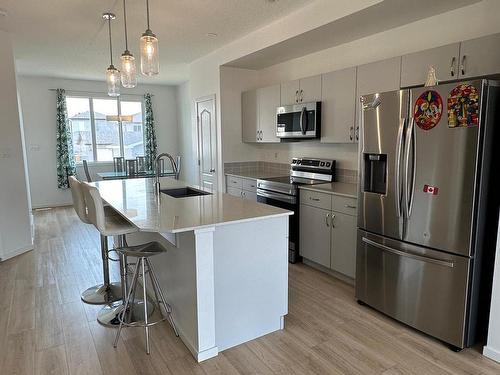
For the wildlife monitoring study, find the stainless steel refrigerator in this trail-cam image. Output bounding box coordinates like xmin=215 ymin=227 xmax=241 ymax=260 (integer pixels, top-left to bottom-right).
xmin=356 ymin=79 xmax=500 ymax=350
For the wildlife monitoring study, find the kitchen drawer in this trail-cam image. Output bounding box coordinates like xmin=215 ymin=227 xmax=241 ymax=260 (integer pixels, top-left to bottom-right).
xmin=227 ymin=187 xmax=242 ymax=197
xmin=242 ymin=178 xmax=257 ymax=192
xmin=226 ymin=176 xmax=243 ymax=189
xmin=332 ymin=196 xmax=357 ymax=216
xmin=300 ymin=189 xmax=332 ymax=210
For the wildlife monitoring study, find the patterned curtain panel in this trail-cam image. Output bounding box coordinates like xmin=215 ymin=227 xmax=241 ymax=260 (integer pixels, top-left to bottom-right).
xmin=56 ymin=89 xmax=76 ymax=188
xmin=144 ymin=93 xmax=158 ymax=171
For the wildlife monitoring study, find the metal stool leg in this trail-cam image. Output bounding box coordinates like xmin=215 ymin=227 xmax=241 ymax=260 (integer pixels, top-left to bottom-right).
xmin=141 ymin=258 xmax=151 ymax=354
xmin=81 ymin=235 xmax=122 ymax=305
xmin=147 ymin=259 xmax=178 ymax=337
xmin=114 ymin=259 xmax=141 ymax=348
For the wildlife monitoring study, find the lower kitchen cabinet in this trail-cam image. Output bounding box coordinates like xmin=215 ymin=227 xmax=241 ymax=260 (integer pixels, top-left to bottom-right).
xmin=300 ymin=189 xmax=357 ymax=279
xmin=299 ymin=204 xmax=331 ymax=268
xmin=225 ymin=175 xmax=258 ymax=201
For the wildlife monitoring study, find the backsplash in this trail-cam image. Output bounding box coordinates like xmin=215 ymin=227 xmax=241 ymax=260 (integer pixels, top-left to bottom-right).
xmin=224 ymin=161 xmax=358 ymax=184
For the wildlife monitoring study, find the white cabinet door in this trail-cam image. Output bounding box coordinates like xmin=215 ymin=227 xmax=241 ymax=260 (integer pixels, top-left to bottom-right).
xmin=299 ymin=204 xmax=331 ymax=268
xmin=459 ymin=33 xmax=500 ymax=79
xmin=331 ymin=212 xmax=357 ymax=278
xmin=280 ymin=79 xmax=300 ymax=105
xmin=258 ymin=84 xmax=281 ymax=143
xmin=299 ymin=75 xmax=322 ymax=103
xmin=356 ymin=56 xmax=402 ymax=96
xmin=321 ymin=67 xmax=357 ymax=143
xmin=241 ymin=89 xmax=258 ymax=143
xmin=401 ymin=43 xmax=460 ymax=87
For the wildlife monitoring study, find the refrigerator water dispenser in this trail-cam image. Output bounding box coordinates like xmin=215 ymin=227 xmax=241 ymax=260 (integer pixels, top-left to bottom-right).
xmin=363 ymin=153 xmax=387 ymax=194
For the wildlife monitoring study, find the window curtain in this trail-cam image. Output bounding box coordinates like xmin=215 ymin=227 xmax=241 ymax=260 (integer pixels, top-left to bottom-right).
xmin=144 ymin=93 xmax=158 ymax=171
xmin=56 ymin=89 xmax=76 ymax=188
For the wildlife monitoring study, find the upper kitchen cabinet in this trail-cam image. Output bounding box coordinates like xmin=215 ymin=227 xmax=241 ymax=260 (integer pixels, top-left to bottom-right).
xmin=257 ymin=84 xmax=281 ymax=143
xmin=241 ymin=85 xmax=280 ymax=143
xmin=356 ymin=57 xmax=402 ymax=97
xmin=401 ymin=43 xmax=460 ymax=88
xmin=321 ymin=67 xmax=357 ymax=143
xmin=459 ymin=33 xmax=500 ymax=79
xmin=280 ymin=75 xmax=322 ymax=105
xmin=241 ymin=89 xmax=258 ymax=143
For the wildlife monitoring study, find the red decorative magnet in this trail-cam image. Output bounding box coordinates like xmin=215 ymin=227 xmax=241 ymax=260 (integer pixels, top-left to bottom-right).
xmin=447 ymin=84 xmax=479 ymax=128
xmin=413 ymin=90 xmax=443 ymax=130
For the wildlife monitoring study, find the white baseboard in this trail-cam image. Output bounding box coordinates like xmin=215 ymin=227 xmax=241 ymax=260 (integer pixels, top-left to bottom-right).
xmin=1 ymin=244 xmax=34 ymax=262
xmin=483 ymin=345 xmax=500 ymax=363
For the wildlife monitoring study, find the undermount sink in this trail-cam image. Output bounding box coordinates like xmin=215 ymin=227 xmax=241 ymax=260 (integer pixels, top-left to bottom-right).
xmin=160 ymin=187 xmax=211 ymax=198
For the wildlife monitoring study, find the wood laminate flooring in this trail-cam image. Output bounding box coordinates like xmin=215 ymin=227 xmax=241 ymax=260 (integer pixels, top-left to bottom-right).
xmin=1 ymin=206 xmax=499 ymax=374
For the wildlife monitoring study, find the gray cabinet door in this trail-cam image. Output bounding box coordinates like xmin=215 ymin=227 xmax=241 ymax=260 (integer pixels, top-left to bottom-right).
xmin=321 ymin=67 xmax=357 ymax=143
xmin=459 ymin=33 xmax=500 ymax=79
xmin=356 ymin=56 xmax=402 ymax=97
xmin=299 ymin=75 xmax=322 ymax=103
xmin=258 ymin=84 xmax=281 ymax=143
xmin=241 ymin=89 xmax=258 ymax=142
xmin=299 ymin=204 xmax=331 ymax=268
xmin=401 ymin=43 xmax=460 ymax=87
xmin=280 ymin=79 xmax=300 ymax=105
xmin=331 ymin=211 xmax=357 ymax=278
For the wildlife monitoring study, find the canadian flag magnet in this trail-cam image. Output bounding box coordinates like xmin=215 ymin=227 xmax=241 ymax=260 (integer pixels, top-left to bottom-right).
xmin=423 ymin=185 xmax=439 ymax=195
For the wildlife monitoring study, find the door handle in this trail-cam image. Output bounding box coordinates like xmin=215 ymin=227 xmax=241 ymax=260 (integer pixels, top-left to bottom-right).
xmin=309 ymin=197 xmax=320 ymax=201
xmin=395 ymin=118 xmax=405 ymax=218
xmin=460 ymin=55 xmax=466 ymax=76
xmin=450 ymin=56 xmax=456 ymax=77
xmin=403 ymin=118 xmax=416 ymax=218
xmin=326 ymin=213 xmax=330 ymax=227
xmin=362 ymin=237 xmax=454 ymax=268
xmin=355 ymin=126 xmax=359 ymax=141
xmin=345 ymin=204 xmax=357 ymax=209
xmin=300 ymin=107 xmax=306 ymax=135
xmin=330 ymin=214 xmax=335 ymax=228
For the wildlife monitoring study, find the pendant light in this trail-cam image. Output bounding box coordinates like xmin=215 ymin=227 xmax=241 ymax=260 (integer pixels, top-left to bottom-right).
xmin=140 ymin=0 xmax=159 ymax=76
xmin=103 ymin=13 xmax=120 ymax=97
xmin=120 ymin=0 xmax=137 ymax=88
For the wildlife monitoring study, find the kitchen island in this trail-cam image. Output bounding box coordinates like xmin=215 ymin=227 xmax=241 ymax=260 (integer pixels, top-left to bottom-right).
xmin=93 ymin=177 xmax=292 ymax=362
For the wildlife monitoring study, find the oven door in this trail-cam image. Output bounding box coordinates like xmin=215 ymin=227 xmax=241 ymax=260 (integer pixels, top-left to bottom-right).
xmin=257 ymin=189 xmax=299 ymax=263
xmin=276 ymin=102 xmax=320 ymax=139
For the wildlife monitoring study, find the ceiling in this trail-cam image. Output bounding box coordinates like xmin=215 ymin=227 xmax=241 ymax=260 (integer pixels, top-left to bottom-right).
xmin=0 ymin=0 xmax=312 ymax=84
xmin=226 ymin=0 xmax=481 ymax=69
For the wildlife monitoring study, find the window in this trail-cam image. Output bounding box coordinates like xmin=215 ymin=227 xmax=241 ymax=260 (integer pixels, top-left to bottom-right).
xmin=67 ymin=95 xmax=145 ymax=162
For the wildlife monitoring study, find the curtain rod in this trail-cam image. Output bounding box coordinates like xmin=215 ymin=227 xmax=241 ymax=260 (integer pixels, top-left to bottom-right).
xmin=48 ymin=88 xmax=153 ymax=97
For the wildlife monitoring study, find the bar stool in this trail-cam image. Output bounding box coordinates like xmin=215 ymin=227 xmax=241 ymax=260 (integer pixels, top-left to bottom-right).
xmin=113 ymin=241 xmax=178 ymax=354
xmin=81 ymin=182 xmax=154 ymax=327
xmin=69 ymin=176 xmax=122 ymax=306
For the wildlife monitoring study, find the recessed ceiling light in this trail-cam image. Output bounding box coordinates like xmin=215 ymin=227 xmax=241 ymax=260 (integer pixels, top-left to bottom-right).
xmin=206 ymin=32 xmax=218 ymax=38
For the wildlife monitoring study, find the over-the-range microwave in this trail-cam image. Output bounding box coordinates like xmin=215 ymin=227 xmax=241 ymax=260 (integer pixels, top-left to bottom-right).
xmin=276 ymin=101 xmax=321 ymax=139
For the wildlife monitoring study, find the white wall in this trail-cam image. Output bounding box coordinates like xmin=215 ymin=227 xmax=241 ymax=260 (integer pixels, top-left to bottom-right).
xmin=0 ymin=30 xmax=33 ymax=260
xmin=17 ymin=76 xmax=179 ymax=208
xmin=177 ymin=0 xmax=500 ymax=177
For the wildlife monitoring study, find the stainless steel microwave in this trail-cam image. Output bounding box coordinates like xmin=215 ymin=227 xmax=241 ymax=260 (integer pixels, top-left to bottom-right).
xmin=276 ymin=102 xmax=321 ymax=139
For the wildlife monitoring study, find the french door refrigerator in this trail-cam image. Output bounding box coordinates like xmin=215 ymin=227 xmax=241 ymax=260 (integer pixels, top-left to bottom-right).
xmin=356 ymin=79 xmax=500 ymax=350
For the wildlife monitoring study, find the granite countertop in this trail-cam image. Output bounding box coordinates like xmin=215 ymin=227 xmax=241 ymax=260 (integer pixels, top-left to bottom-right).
xmin=92 ymin=177 xmax=292 ymax=234
xmin=225 ymin=171 xmax=287 ymax=180
xmin=299 ymin=182 xmax=358 ymax=198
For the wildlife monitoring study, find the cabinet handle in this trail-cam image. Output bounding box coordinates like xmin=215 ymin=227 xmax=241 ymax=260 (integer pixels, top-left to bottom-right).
xmin=355 ymin=126 xmax=359 ymax=141
xmin=331 ymin=214 xmax=336 ymax=228
xmin=295 ymin=90 xmax=299 ymax=103
xmin=345 ymin=204 xmax=357 ymax=209
xmin=460 ymin=55 xmax=466 ymax=76
xmin=450 ymin=56 xmax=456 ymax=77
xmin=210 ymin=168 xmax=215 ymax=173
xmin=349 ymin=126 xmax=354 ymax=141
xmin=309 ymin=197 xmax=320 ymax=201
xmin=300 ymin=89 xmax=303 ymax=102
xmin=326 ymin=213 xmax=330 ymax=227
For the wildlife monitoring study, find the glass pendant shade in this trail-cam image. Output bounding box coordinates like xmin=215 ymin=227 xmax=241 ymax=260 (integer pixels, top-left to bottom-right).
xmin=120 ymin=51 xmax=137 ymax=88
xmin=140 ymin=30 xmax=159 ymax=76
xmin=106 ymin=65 xmax=121 ymax=96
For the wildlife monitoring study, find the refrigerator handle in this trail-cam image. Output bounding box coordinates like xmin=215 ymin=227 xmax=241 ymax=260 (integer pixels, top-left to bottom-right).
xmin=395 ymin=117 xmax=405 ymax=217
xmin=404 ymin=117 xmax=417 ymax=217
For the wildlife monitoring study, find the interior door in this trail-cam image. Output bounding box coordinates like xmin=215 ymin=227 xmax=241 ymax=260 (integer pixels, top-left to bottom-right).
xmin=358 ymin=90 xmax=409 ymax=241
xmin=404 ymin=82 xmax=482 ymax=256
xmin=196 ymin=96 xmax=218 ymax=192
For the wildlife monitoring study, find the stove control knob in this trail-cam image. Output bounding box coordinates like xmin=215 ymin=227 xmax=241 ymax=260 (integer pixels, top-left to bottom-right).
xmin=320 ymin=161 xmax=325 ymax=167
xmin=292 ymin=160 xmax=296 ymax=164
xmin=297 ymin=160 xmax=301 ymax=164
xmin=326 ymin=162 xmax=331 ymax=167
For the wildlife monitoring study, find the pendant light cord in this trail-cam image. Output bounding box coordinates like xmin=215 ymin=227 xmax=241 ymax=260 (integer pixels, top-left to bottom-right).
xmin=107 ymin=16 xmax=114 ymax=65
xmin=123 ymin=0 xmax=129 ymax=51
xmin=146 ymin=0 xmax=151 ymax=30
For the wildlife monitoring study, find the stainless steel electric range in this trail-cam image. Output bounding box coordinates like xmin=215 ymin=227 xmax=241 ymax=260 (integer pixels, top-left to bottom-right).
xmin=257 ymin=157 xmax=335 ymax=263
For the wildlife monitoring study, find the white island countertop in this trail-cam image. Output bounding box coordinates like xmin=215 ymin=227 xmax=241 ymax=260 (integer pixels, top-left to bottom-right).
xmin=93 ymin=177 xmax=292 ymax=234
